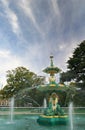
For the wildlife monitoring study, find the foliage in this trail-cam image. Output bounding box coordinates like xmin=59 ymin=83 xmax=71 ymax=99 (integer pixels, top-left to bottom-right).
xmin=73 ymin=90 xmax=85 ymax=107
xmin=60 ymin=71 xmax=75 ymax=83
xmin=64 ymin=84 xmax=77 ymax=106
xmin=15 ymin=88 xmax=45 ymax=107
xmin=0 ymin=67 xmax=45 ymax=100
xmin=60 ymin=40 xmax=85 ymax=89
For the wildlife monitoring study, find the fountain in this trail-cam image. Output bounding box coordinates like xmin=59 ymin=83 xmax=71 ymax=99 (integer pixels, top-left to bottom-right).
xmin=0 ymin=56 xmax=85 ymax=129
xmin=43 ymin=98 xmax=47 ymax=108
xmin=69 ymin=102 xmax=74 ymax=130
xmin=37 ymin=56 xmax=68 ymax=125
xmin=9 ymin=97 xmax=14 ymax=123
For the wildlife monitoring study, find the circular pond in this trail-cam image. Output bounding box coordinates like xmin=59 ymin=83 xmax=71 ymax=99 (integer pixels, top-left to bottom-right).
xmin=0 ymin=114 xmax=85 ymax=130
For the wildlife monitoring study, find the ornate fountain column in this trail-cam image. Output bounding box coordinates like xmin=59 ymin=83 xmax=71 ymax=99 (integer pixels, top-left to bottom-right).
xmin=37 ymin=56 xmax=68 ymax=125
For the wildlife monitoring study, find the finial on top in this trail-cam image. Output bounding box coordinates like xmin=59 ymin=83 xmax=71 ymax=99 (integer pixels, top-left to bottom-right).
xmin=50 ymin=55 xmax=53 ymax=59
xmin=50 ymin=55 xmax=54 ymax=67
xmin=43 ymin=55 xmax=61 ymax=75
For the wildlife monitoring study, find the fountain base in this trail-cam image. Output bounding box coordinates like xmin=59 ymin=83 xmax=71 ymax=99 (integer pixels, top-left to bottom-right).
xmin=37 ymin=115 xmax=68 ymax=125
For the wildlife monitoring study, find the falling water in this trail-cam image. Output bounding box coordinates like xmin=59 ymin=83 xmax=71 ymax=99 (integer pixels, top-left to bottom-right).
xmin=69 ymin=102 xmax=73 ymax=130
xmin=43 ymin=98 xmax=47 ymax=108
xmin=10 ymin=97 xmax=14 ymax=123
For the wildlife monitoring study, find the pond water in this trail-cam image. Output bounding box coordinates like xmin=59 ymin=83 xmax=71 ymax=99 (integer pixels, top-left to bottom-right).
xmin=0 ymin=114 xmax=85 ymax=130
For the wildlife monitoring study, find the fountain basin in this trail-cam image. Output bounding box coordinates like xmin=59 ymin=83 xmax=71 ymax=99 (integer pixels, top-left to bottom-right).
xmin=0 ymin=113 xmax=85 ymax=130
xmin=37 ymin=115 xmax=68 ymax=125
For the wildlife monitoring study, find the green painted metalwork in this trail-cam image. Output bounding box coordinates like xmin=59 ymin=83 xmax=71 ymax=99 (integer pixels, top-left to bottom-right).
xmin=38 ymin=55 xmax=68 ymax=92
xmin=37 ymin=56 xmax=68 ymax=125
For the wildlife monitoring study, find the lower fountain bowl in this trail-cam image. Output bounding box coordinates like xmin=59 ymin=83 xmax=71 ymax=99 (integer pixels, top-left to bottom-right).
xmin=37 ymin=115 xmax=68 ymax=125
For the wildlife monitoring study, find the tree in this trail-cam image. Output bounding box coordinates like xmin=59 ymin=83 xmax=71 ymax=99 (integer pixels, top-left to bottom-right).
xmin=73 ymin=90 xmax=85 ymax=107
xmin=60 ymin=71 xmax=75 ymax=83
xmin=60 ymin=40 xmax=85 ymax=89
xmin=0 ymin=67 xmax=45 ymax=99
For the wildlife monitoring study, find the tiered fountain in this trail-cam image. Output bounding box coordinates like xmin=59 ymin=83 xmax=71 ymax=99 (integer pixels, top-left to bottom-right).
xmin=37 ymin=56 xmax=68 ymax=125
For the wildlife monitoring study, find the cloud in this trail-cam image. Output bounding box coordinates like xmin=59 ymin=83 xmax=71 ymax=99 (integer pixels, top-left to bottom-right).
xmin=18 ymin=0 xmax=45 ymax=37
xmin=0 ymin=50 xmax=10 ymax=58
xmin=0 ymin=49 xmax=23 ymax=86
xmin=58 ymin=39 xmax=79 ymax=72
xmin=20 ymin=39 xmax=78 ymax=75
xmin=58 ymin=43 xmax=67 ymax=51
xmin=0 ymin=0 xmax=84 ymax=88
xmin=0 ymin=39 xmax=79 ymax=87
xmin=1 ymin=0 xmax=20 ymax=35
xmin=51 ymin=0 xmax=60 ymax=17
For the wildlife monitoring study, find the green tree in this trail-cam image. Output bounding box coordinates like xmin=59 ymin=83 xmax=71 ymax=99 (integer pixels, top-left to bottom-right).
xmin=73 ymin=90 xmax=85 ymax=107
xmin=60 ymin=40 xmax=85 ymax=89
xmin=60 ymin=71 xmax=75 ymax=83
xmin=68 ymin=40 xmax=85 ymax=85
xmin=0 ymin=67 xmax=45 ymax=99
xmin=15 ymin=87 xmax=45 ymax=107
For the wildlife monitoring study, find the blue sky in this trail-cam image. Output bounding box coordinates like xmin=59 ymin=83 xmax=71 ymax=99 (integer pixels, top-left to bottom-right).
xmin=0 ymin=0 xmax=85 ymax=87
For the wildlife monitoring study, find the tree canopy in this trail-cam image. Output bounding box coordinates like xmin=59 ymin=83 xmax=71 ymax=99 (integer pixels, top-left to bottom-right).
xmin=60 ymin=40 xmax=85 ymax=89
xmin=0 ymin=67 xmax=45 ymax=99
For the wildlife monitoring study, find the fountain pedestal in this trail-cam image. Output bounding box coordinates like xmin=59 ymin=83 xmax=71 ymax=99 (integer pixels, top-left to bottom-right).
xmin=37 ymin=92 xmax=68 ymax=125
xmin=37 ymin=115 xmax=68 ymax=125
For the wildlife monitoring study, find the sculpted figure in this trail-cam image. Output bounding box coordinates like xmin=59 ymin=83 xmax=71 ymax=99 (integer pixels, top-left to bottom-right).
xmin=44 ymin=92 xmax=64 ymax=116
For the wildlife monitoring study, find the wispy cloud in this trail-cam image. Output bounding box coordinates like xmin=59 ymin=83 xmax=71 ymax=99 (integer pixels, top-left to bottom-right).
xmin=0 ymin=50 xmax=10 ymax=58
xmin=0 ymin=50 xmax=21 ymax=71
xmin=51 ymin=0 xmax=60 ymax=17
xmin=0 ymin=0 xmax=84 ymax=88
xmin=0 ymin=49 xmax=23 ymax=86
xmin=18 ymin=0 xmax=45 ymax=37
xmin=1 ymin=0 xmax=20 ymax=35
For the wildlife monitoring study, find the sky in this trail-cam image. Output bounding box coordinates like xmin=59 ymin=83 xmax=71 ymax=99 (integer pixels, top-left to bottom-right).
xmin=0 ymin=0 xmax=85 ymax=88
